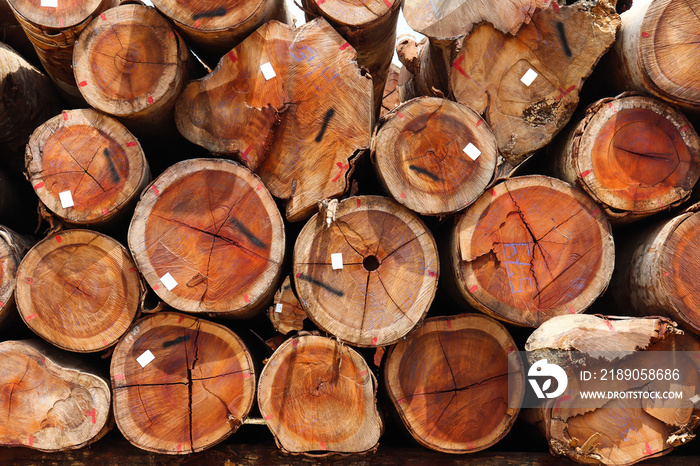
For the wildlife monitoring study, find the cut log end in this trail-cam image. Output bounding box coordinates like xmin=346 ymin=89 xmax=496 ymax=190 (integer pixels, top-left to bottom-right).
xmin=14 ymin=230 xmax=141 ymax=352
xmin=128 ymin=158 xmax=285 ymax=318
xmin=0 ymin=340 xmax=111 ymax=451
xmin=452 ymin=175 xmax=614 ymax=327
xmin=372 ymin=97 xmax=497 ymax=215
xmin=7 ymin=0 xmax=106 ymax=29
xmin=257 ymin=334 xmax=382 ymax=454
xmin=384 ymin=314 xmax=524 ymax=453
xmin=268 ymin=276 xmax=307 ymax=335
xmin=111 ymin=312 xmax=255 ymax=454
xmin=0 ymin=227 xmax=27 ymax=327
xmin=25 ymin=109 xmax=150 ymax=226
xmin=73 ymin=4 xmax=188 ymax=124
xmin=294 ymin=195 xmax=438 ymax=347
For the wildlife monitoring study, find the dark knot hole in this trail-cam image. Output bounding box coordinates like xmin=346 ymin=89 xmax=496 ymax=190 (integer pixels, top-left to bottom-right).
xmin=363 ymin=255 xmax=380 ymax=272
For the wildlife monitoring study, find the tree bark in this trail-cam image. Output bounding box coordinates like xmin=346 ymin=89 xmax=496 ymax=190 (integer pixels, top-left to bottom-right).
xmin=550 ymin=95 xmax=700 ymax=224
xmin=0 ymin=0 xmax=39 ymax=66
xmin=524 ymin=314 xmax=700 ymax=466
xmin=302 ymin=0 xmax=401 ymax=117
xmin=72 ymin=4 xmax=190 ymax=134
xmin=6 ymin=0 xmax=118 ymax=101
xmin=449 ymin=0 xmax=619 ymax=164
xmin=0 ymin=226 xmax=31 ymax=328
xmin=257 ymin=333 xmax=382 ymax=454
xmin=609 ymin=0 xmax=700 ymax=112
xmin=25 ymin=108 xmax=151 ymax=229
xmin=0 ymin=339 xmax=112 ymax=451
xmin=174 ymin=18 xmax=373 ymax=222
xmin=150 ymin=0 xmax=286 ymax=67
xmin=111 ymin=312 xmax=255 ymax=454
xmin=293 ymin=196 xmax=439 ymax=347
xmin=371 ymin=96 xmax=498 ymax=216
xmin=14 ymin=229 xmax=141 ymax=352
xmin=128 ymin=158 xmax=285 ymax=318
xmin=450 ymin=175 xmax=614 ymax=327
xmin=384 ymin=313 xmax=524 ymax=454
xmin=268 ymin=276 xmax=306 ymax=335
xmin=609 ymin=210 xmax=700 ymax=335
xmin=0 ymin=41 xmax=59 ymax=173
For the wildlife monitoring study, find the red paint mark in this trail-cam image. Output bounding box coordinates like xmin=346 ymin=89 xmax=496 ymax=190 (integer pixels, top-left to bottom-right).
xmin=371 ymin=337 xmax=378 ymax=345
xmin=227 ymin=51 xmax=237 ymax=63
xmin=168 ymin=31 xmax=174 ymax=39
xmin=243 ymin=294 xmax=250 ymax=304
xmin=177 ymin=442 xmax=182 ymax=452
xmin=62 ymin=111 xmax=68 ymax=121
xmin=177 ymin=315 xmax=184 ymax=323
xmin=153 ymin=284 xmax=159 ymax=291
xmin=151 ymin=185 xmax=160 ymax=196
xmin=476 ymin=119 xmax=482 ymax=127
xmin=641 ymin=32 xmax=650 ymax=38
xmin=242 ymin=372 xmax=252 ymax=378
xmin=384 ymin=0 xmax=392 ymax=7
xmin=360 ymin=370 xmax=368 ymax=376
xmin=85 ymin=408 xmax=96 ymax=424
xmin=26 ymin=277 xmax=34 ymax=285
xmin=255 ymin=183 xmax=263 ymax=191
xmin=580 ymin=170 xmax=591 ymax=177
xmin=194 ymin=19 xmax=201 ymax=29
xmin=452 ymin=55 xmax=469 ymax=78
xmin=591 ymin=209 xmax=601 ymax=216
xmin=40 ymin=357 xmax=45 ymax=365
xmin=126 ymin=141 xmax=137 ymax=147
xmin=241 ymin=144 xmax=253 ymax=160
xmin=317 ymin=0 xmax=326 ymax=4
xmin=265 ymin=414 xmax=274 ymax=420
xmin=102 ymin=207 xmax=109 ymax=215
xmin=555 ymin=85 xmax=576 ymax=101
xmin=427 ymin=270 xmax=437 ymax=277
xmin=292 ymin=340 xmax=298 ymax=348
xmin=551 ymin=1 xmax=560 ymax=13
xmin=26 ymin=313 xmax=38 ymax=322
xmin=467 ymin=441 xmax=475 ymax=450
xmin=446 ymin=319 xmax=452 ymax=329
xmin=114 ymin=374 xmax=125 ymax=380
xmin=490 ymin=189 xmax=496 ymax=197
xmin=400 ymin=193 xmax=406 ymax=199
xmin=340 ymin=42 xmax=350 ymax=51
xmin=643 ymin=441 xmax=654 ymax=455
xmin=55 ymin=235 xmax=62 ymax=243
xmin=0 ymin=301 xmax=3 ymax=307
xmin=506 ymin=346 xmax=515 ymax=354
xmin=103 ymin=338 xmax=108 ymax=346
xmin=469 ymin=285 xmax=478 ymax=293
xmin=100 ymin=13 xmax=106 ymax=20
xmin=604 ymin=319 xmax=614 ymax=331
xmin=320 ymin=442 xmax=327 ymax=450
xmin=28 ymin=436 xmax=34 ymax=446
xmin=608 ymin=102 xmax=614 ymax=108
xmin=554 ymin=394 xmax=572 ymax=411
xmin=147 ymin=96 xmax=154 ymax=105
xmin=295 ymin=272 xmax=302 ymax=279
xmin=681 ymin=125 xmax=690 ymax=133
xmin=59 ymin=18 xmax=64 ymax=27
xmin=33 ymin=182 xmax=44 ymax=190
xmin=356 ymin=198 xmax=361 ymax=207
xmin=332 ymin=162 xmax=349 ymax=182
xmin=663 ymin=271 xmax=671 ymax=277
xmin=568 ymin=305 xmax=576 ymax=314
xmin=128 ymin=267 xmax=136 ymax=273
xmin=397 ymin=111 xmax=404 ymax=118
xmin=79 ymin=81 xmax=87 ymax=87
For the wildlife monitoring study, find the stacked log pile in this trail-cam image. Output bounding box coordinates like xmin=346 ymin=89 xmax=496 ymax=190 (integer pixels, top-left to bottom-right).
xmin=0 ymin=0 xmax=700 ymax=464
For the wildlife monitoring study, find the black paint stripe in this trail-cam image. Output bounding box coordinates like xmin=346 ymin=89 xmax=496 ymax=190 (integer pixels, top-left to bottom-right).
xmin=315 ymin=108 xmax=335 ymax=142
xmin=163 ymin=334 xmax=191 ymax=348
xmin=192 ymin=8 xmax=227 ymax=20
xmin=556 ymin=22 xmax=572 ymax=57
xmin=103 ymin=148 xmax=120 ymax=183
xmin=229 ymin=218 xmax=266 ymax=249
xmin=298 ymin=273 xmax=344 ymax=297
xmin=408 ymin=164 xmax=441 ymax=181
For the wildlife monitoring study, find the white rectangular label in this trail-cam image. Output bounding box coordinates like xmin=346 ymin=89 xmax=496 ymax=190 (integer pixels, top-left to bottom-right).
xmin=41 ymin=0 xmax=58 ymax=7
xmin=59 ymin=190 xmax=74 ymax=208
xmin=520 ymin=68 xmax=538 ymax=86
xmin=260 ymin=62 xmax=276 ymax=80
xmin=160 ymin=272 xmax=178 ymax=291
xmin=136 ymin=350 xmax=155 ymax=368
xmin=463 ymin=143 xmax=481 ymax=161
xmin=275 ymin=303 xmax=283 ymax=313
xmin=331 ymin=253 xmax=343 ymax=270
